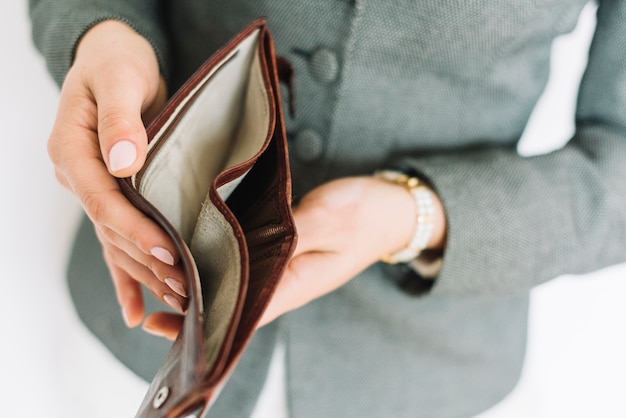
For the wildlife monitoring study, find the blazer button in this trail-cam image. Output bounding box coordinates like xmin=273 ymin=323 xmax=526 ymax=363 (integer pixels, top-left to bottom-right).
xmin=293 ymin=129 xmax=325 ymax=162
xmin=308 ymin=47 xmax=339 ymax=84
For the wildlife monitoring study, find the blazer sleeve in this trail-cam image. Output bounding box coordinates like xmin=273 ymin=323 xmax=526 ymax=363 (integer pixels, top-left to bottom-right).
xmin=29 ymin=0 xmax=170 ymax=87
xmin=398 ymin=0 xmax=626 ymax=296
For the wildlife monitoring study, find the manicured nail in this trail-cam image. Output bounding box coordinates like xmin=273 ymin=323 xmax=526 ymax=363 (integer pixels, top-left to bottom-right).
xmin=121 ymin=308 xmax=131 ymax=327
xmin=142 ymin=324 xmax=166 ymax=338
xmin=165 ymin=277 xmax=187 ymax=297
xmin=151 ymin=247 xmax=175 ymax=266
xmin=109 ymin=140 xmax=137 ymax=172
xmin=163 ymin=294 xmax=184 ymax=313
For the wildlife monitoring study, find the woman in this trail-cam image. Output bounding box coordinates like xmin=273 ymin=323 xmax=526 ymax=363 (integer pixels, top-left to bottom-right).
xmin=30 ymin=1 xmax=626 ymax=416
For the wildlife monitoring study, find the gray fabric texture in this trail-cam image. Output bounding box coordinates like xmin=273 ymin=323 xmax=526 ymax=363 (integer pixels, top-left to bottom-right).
xmin=31 ymin=0 xmax=626 ymax=417
xmin=29 ymin=0 xmax=170 ymax=85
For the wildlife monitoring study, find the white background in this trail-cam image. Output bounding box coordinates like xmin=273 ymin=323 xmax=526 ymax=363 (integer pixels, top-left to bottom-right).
xmin=2 ymin=2 xmax=626 ymax=417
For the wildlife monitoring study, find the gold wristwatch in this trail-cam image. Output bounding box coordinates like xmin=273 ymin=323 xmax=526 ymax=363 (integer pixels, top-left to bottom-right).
xmin=374 ymin=170 xmax=436 ymax=264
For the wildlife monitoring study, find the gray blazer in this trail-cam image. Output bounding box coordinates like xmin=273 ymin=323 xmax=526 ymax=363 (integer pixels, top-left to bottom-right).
xmin=30 ymin=0 xmax=626 ymax=416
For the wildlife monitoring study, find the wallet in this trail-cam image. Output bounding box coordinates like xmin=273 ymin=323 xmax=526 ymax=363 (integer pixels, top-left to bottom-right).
xmin=118 ymin=19 xmax=297 ymax=418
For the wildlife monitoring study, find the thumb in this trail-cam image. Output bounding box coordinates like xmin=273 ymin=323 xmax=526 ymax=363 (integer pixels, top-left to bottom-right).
xmin=95 ymin=76 xmax=151 ymax=178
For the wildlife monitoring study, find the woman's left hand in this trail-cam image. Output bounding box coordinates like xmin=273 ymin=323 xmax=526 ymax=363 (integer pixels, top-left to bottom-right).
xmin=142 ymin=176 xmax=446 ymax=339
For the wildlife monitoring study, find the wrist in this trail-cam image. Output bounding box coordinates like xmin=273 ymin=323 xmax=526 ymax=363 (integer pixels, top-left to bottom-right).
xmin=374 ymin=170 xmax=447 ymax=263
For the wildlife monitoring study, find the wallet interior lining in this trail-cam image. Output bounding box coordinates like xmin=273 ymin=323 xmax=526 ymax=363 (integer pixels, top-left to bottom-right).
xmin=191 ymin=46 xmax=271 ymax=368
xmin=136 ymin=29 xmax=272 ymax=371
xmin=139 ymin=30 xmax=267 ymax=242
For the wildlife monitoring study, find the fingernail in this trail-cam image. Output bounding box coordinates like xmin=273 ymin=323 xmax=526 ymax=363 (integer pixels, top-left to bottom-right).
xmin=163 ymin=294 xmax=184 ymax=313
xmin=165 ymin=277 xmax=187 ymax=297
xmin=109 ymin=140 xmax=137 ymax=172
xmin=142 ymin=324 xmax=166 ymax=338
xmin=121 ymin=308 xmax=131 ymax=327
xmin=151 ymin=247 xmax=175 ymax=266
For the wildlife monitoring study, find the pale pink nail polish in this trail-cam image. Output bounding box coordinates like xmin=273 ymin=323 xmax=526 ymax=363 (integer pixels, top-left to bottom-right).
xmin=121 ymin=308 xmax=131 ymax=327
xmin=151 ymin=247 xmax=175 ymax=266
xmin=165 ymin=277 xmax=187 ymax=297
xmin=164 ymin=294 xmax=184 ymax=313
xmin=109 ymin=140 xmax=137 ymax=172
xmin=142 ymin=325 xmax=166 ymax=338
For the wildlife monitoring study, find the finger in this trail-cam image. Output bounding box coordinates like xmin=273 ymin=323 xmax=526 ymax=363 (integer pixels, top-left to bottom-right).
xmin=53 ymin=167 xmax=71 ymax=190
xmin=97 ymin=224 xmax=188 ymax=297
xmin=107 ymin=260 xmax=145 ymax=328
xmin=92 ymin=68 xmax=150 ymax=177
xmin=143 ymin=312 xmax=185 ymax=341
xmin=141 ymin=77 xmax=168 ymax=124
xmin=100 ymin=235 xmax=187 ymax=314
xmin=49 ymin=80 xmax=180 ymax=267
xmin=67 ymin=159 xmax=179 ymax=266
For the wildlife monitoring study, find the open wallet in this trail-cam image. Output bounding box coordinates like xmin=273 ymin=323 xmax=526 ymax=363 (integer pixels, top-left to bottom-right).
xmin=118 ymin=19 xmax=297 ymax=418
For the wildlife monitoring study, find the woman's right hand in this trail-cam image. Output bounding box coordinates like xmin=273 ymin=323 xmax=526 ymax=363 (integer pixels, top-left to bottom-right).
xmin=48 ymin=20 xmax=188 ymax=329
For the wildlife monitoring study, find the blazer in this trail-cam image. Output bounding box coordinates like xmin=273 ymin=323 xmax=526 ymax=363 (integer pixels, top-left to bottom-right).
xmin=30 ymin=0 xmax=626 ymax=416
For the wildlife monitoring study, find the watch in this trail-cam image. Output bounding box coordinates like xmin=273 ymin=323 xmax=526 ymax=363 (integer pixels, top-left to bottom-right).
xmin=374 ymin=170 xmax=436 ymax=264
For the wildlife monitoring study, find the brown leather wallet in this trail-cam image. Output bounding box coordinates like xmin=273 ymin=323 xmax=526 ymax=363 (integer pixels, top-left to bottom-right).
xmin=119 ymin=19 xmax=297 ymax=418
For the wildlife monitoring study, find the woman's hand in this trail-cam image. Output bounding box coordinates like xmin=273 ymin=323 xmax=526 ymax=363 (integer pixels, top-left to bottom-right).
xmin=258 ymin=176 xmax=446 ymax=326
xmin=142 ymin=176 xmax=446 ymax=340
xmin=48 ymin=20 xmax=187 ymax=328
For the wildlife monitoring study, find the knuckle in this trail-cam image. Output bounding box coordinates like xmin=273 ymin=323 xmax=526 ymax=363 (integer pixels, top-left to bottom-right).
xmin=125 ymin=229 xmax=143 ymax=249
xmin=100 ymin=226 xmax=118 ymax=244
xmin=98 ymin=108 xmax=128 ymax=135
xmin=46 ymin=142 xmax=56 ymax=164
xmin=103 ymin=245 xmax=121 ymax=264
xmin=101 ymin=246 xmax=116 ymax=267
xmin=47 ymin=136 xmax=62 ymax=166
xmin=81 ymin=191 xmax=107 ymax=224
xmin=126 ymin=225 xmax=160 ymax=260
xmin=53 ymin=168 xmax=69 ymax=189
xmin=145 ymin=257 xmax=158 ymax=274
xmin=126 ymin=228 xmax=153 ymax=260
xmin=94 ymin=225 xmax=105 ymax=242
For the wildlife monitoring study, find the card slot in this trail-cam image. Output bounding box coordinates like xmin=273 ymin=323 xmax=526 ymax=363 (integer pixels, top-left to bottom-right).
xmin=189 ymin=142 xmax=278 ymax=368
xmin=221 ymin=138 xmax=294 ymax=353
xmin=189 ymin=198 xmax=243 ymax=369
xmin=189 ymin=153 xmax=281 ymax=373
